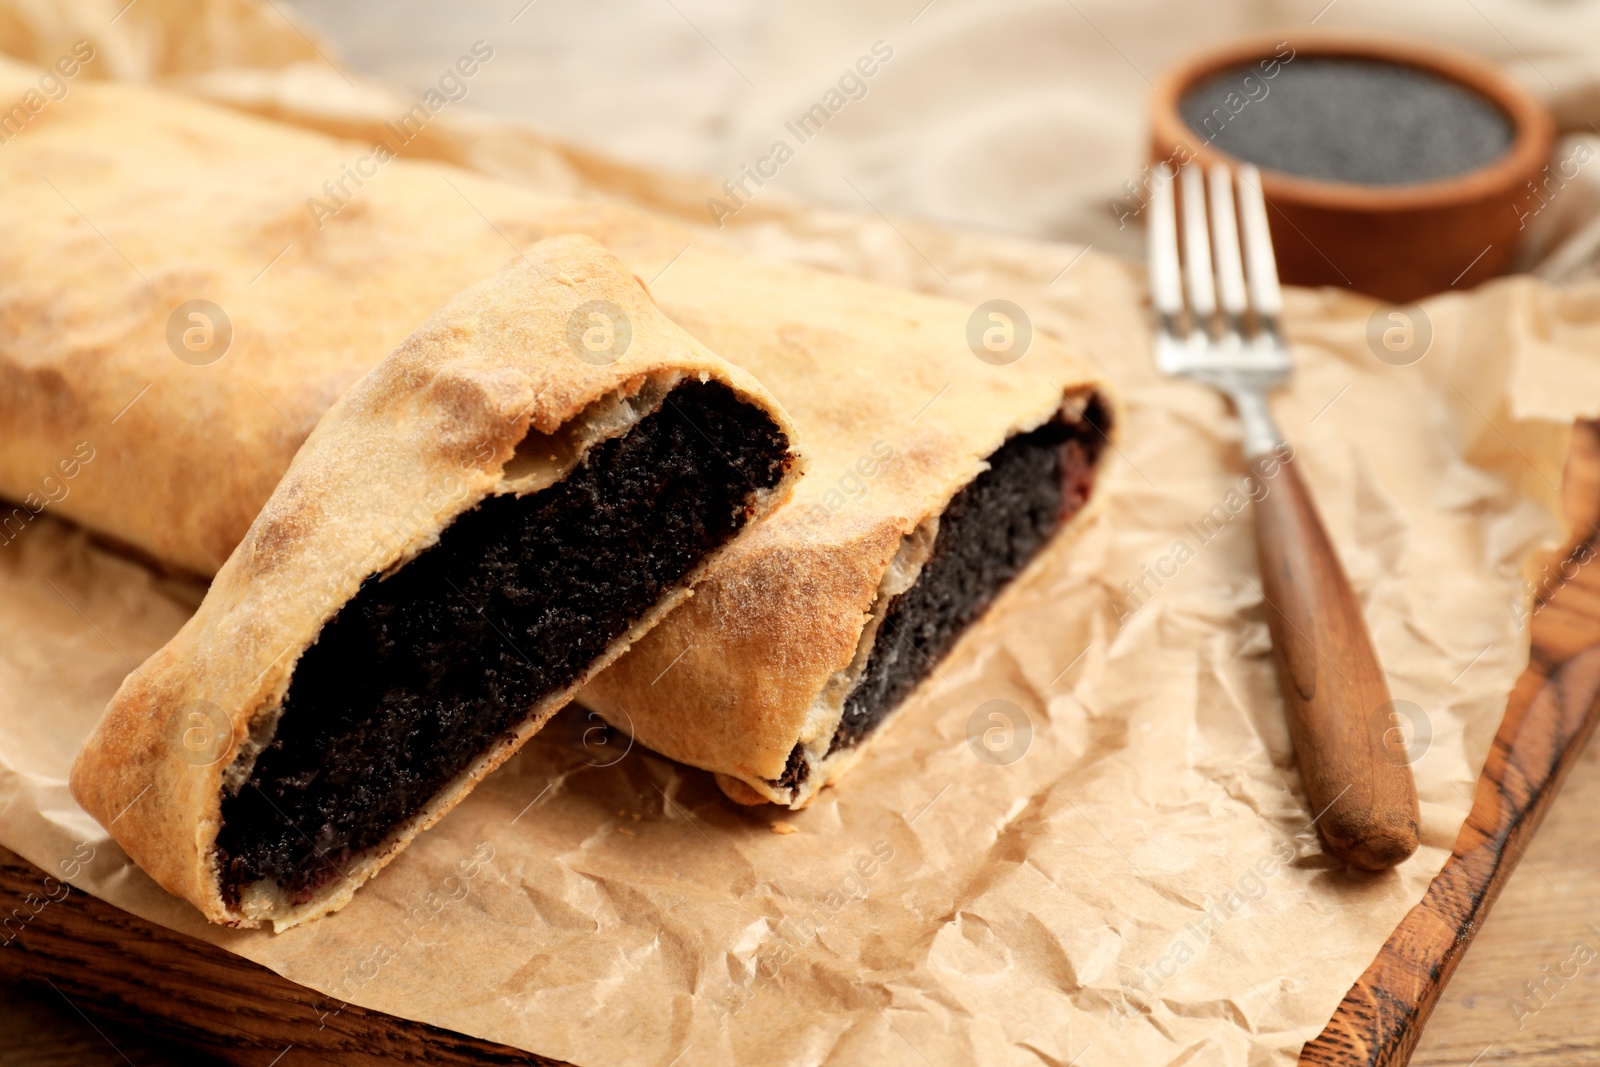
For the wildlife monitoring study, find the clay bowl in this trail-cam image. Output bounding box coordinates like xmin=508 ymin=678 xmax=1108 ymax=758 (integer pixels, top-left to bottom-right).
xmin=1148 ymin=33 xmax=1555 ymax=303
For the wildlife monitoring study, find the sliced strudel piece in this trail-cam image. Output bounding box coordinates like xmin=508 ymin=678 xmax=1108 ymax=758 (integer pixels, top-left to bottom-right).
xmin=70 ymin=236 xmax=801 ymax=928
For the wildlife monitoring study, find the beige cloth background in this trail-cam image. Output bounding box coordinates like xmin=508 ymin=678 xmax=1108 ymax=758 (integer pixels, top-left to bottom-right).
xmin=2 ymin=2 xmax=1600 ymax=1065
xmin=276 ymin=0 xmax=1600 ymax=272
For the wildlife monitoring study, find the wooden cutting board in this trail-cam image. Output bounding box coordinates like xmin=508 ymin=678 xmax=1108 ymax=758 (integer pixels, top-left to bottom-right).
xmin=4 ymin=424 xmax=1598 ymax=1067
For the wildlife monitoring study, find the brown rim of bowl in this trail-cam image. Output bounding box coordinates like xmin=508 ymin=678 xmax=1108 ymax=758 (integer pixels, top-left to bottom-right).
xmin=1148 ymin=31 xmax=1556 ymax=213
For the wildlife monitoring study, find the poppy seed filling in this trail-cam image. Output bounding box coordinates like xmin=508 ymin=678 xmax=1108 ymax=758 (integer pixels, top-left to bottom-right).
xmin=821 ymin=398 xmax=1110 ymax=764
xmin=215 ymin=379 xmax=791 ymax=906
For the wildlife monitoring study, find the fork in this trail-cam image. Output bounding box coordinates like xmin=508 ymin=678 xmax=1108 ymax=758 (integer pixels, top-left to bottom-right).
xmin=1148 ymin=162 xmax=1420 ymax=871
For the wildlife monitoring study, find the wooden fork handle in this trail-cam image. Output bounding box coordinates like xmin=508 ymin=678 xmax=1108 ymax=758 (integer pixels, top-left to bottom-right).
xmin=1251 ymin=448 xmax=1420 ymax=870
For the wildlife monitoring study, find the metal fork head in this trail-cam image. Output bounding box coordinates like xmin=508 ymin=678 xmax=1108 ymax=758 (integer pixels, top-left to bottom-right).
xmin=1148 ymin=161 xmax=1291 ymax=396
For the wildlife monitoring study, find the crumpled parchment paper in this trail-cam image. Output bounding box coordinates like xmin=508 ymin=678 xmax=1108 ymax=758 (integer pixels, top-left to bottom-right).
xmin=2 ymin=3 xmax=1600 ymax=1065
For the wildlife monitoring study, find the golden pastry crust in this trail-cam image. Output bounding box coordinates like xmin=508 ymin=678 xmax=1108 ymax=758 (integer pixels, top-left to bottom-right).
xmin=68 ymin=235 xmax=800 ymax=929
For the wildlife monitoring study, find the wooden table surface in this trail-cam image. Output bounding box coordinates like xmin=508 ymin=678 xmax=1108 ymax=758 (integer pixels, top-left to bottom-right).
xmin=1408 ymin=733 xmax=1600 ymax=1067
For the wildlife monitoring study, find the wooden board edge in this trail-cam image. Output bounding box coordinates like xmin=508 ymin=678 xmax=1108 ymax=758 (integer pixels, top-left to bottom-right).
xmin=1298 ymin=648 xmax=1600 ymax=1066
xmin=0 ymin=846 xmax=567 ymax=1067
xmin=1301 ymin=420 xmax=1600 ymax=1066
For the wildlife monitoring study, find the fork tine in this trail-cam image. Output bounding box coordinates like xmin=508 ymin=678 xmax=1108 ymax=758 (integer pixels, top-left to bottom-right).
xmin=1236 ymin=164 xmax=1282 ymax=320
xmin=1147 ymin=163 xmax=1183 ymax=322
xmin=1207 ymin=164 xmax=1247 ymax=327
xmin=1179 ymin=164 xmax=1215 ymax=323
